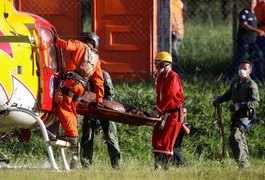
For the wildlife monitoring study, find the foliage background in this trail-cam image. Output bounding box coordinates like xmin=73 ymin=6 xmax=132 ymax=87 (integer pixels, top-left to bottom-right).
xmin=1 ymin=0 xmax=265 ymax=171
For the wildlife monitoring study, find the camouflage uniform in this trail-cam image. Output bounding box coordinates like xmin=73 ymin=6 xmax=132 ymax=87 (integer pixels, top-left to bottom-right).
xmin=80 ymin=70 xmax=121 ymax=169
xmin=217 ymin=77 xmax=259 ymax=168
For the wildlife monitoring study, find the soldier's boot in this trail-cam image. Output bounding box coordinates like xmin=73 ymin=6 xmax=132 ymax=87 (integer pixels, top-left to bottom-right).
xmin=110 ymin=155 xmax=121 ymax=170
xmin=58 ymin=136 xmax=79 ymax=170
xmin=68 ymin=137 xmax=79 ymax=170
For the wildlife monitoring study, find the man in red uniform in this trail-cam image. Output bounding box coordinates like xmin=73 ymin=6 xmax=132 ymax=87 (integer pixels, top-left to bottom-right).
xmin=150 ymin=51 xmax=185 ymax=170
xmin=255 ymin=0 xmax=265 ymax=71
xmin=55 ymin=32 xmax=104 ymax=169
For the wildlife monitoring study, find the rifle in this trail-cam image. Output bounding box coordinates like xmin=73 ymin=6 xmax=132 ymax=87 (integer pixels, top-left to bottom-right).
xmin=216 ymin=103 xmax=225 ymax=162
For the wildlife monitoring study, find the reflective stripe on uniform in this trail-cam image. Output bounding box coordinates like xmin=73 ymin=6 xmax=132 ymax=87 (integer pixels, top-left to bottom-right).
xmin=153 ymin=149 xmax=174 ymax=155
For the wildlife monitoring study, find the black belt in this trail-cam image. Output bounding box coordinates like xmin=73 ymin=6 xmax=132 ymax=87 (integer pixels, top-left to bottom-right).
xmin=168 ymin=108 xmax=180 ymax=114
xmin=61 ymin=87 xmax=83 ymax=102
xmin=64 ymin=71 xmax=84 ymax=81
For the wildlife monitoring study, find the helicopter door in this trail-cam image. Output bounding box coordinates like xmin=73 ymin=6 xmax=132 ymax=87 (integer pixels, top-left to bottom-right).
xmin=39 ymin=28 xmax=57 ymax=111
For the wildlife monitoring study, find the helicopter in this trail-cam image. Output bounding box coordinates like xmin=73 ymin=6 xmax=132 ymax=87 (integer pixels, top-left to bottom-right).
xmin=0 ymin=0 xmax=76 ymax=170
xmin=0 ymin=0 xmax=161 ymax=171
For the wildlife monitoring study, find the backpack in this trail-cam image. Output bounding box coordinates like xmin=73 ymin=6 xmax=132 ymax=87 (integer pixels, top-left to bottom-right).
xmin=77 ymin=44 xmax=99 ymax=77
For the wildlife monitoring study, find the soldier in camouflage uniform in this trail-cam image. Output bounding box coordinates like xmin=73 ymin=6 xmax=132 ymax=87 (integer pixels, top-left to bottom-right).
xmin=213 ymin=60 xmax=259 ymax=169
xmin=80 ymin=70 xmax=121 ymax=169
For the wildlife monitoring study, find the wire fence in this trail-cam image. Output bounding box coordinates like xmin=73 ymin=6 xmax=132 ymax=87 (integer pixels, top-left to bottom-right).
xmin=17 ymin=0 xmax=264 ymax=82
xmin=180 ymin=0 xmax=264 ymax=82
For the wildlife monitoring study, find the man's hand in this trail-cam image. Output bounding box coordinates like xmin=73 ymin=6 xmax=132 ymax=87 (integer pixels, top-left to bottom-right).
xmin=212 ymin=96 xmax=220 ymax=107
xmin=90 ymin=102 xmax=104 ymax=109
xmin=230 ymin=103 xmax=240 ymax=112
xmin=258 ymin=30 xmax=265 ymax=36
xmin=233 ymin=103 xmax=240 ymax=111
xmin=96 ymin=102 xmax=104 ymax=109
xmin=149 ymin=110 xmax=160 ymax=118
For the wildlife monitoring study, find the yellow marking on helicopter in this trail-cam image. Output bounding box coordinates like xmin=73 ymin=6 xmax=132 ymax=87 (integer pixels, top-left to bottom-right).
xmin=0 ymin=0 xmax=39 ymax=100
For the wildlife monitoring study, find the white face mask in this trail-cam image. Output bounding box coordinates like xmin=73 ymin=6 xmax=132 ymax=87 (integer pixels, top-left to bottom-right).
xmin=155 ymin=68 xmax=164 ymax=77
xmin=238 ymin=69 xmax=249 ymax=78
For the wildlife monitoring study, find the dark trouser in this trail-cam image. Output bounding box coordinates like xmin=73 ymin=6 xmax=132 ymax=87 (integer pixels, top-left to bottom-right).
xmin=80 ymin=117 xmax=121 ymax=169
xmin=172 ymin=34 xmax=183 ymax=76
xmin=172 ymin=147 xmax=188 ymax=166
xmin=229 ymin=124 xmax=250 ymax=168
xmin=257 ymin=36 xmax=265 ymax=65
xmin=226 ymin=43 xmax=264 ymax=81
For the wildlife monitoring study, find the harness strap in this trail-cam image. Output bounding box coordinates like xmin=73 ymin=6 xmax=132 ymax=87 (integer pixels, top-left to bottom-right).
xmin=167 ymin=108 xmax=180 ymax=114
xmin=73 ymin=96 xmax=83 ymax=102
xmin=61 ymin=87 xmax=83 ymax=102
xmin=62 ymin=87 xmax=75 ymax=98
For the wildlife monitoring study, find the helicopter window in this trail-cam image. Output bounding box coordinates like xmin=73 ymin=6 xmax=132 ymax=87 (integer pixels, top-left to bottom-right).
xmin=40 ymin=28 xmax=57 ymax=71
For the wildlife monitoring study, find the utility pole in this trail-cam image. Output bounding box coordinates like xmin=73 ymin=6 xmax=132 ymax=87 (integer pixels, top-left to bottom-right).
xmin=157 ymin=0 xmax=171 ymax=53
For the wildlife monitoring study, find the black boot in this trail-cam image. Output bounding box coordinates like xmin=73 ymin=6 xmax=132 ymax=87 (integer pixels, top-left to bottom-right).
xmin=58 ymin=136 xmax=79 ymax=169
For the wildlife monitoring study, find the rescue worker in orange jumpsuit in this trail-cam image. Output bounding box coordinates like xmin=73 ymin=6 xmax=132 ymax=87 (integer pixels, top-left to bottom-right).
xmin=55 ymin=32 xmax=104 ymax=169
xmin=150 ymin=51 xmax=185 ymax=170
xmin=171 ymin=0 xmax=184 ymax=75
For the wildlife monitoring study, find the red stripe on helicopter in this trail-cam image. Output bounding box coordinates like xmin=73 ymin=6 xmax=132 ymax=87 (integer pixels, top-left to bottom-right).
xmin=0 ymin=30 xmax=14 ymax=59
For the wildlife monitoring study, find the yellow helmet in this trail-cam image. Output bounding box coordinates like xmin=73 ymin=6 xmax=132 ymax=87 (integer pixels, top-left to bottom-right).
xmin=154 ymin=51 xmax=172 ymax=63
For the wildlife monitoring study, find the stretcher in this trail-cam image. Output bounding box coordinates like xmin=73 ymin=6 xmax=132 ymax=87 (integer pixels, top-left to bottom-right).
xmin=76 ymin=92 xmax=162 ymax=126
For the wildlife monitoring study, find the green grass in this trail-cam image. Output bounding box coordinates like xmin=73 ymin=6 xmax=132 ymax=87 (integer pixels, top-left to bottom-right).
xmin=0 ymin=159 xmax=264 ymax=180
xmin=0 ymin=81 xmax=265 ymax=179
xmin=180 ymin=22 xmax=233 ymax=79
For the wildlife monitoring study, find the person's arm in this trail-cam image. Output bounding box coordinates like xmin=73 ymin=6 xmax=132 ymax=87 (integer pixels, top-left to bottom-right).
xmin=236 ymin=82 xmax=259 ymax=110
xmin=241 ymin=21 xmax=265 ymax=36
xmin=90 ymin=62 xmax=104 ymax=103
xmin=239 ymin=10 xmax=265 ymax=36
xmin=213 ymin=82 xmax=233 ymax=107
xmin=182 ymin=123 xmax=190 ymax=135
xmin=248 ymin=82 xmax=260 ymax=109
xmin=102 ymin=71 xmax=115 ymax=100
xmin=56 ymin=38 xmax=81 ymax=51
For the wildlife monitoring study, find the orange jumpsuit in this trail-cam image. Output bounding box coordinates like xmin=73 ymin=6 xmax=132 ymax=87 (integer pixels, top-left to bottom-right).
xmin=171 ymin=0 xmax=184 ymax=35
xmin=56 ymin=38 xmax=104 ymax=137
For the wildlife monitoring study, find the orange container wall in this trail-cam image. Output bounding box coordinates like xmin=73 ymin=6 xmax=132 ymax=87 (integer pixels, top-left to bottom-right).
xmin=16 ymin=0 xmax=157 ymax=82
xmin=17 ymin=0 xmax=81 ymax=38
xmin=93 ymin=0 xmax=156 ymax=82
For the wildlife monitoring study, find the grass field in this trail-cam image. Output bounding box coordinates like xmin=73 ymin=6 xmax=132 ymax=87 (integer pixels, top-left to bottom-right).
xmin=0 ymin=81 xmax=265 ymax=179
xmin=0 ymin=159 xmax=265 ymax=180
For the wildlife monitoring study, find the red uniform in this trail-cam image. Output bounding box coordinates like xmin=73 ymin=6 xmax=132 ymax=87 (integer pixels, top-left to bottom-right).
xmin=152 ymin=70 xmax=185 ymax=155
xmin=255 ymin=0 xmax=265 ymax=32
xmin=56 ymin=38 xmax=104 ymax=137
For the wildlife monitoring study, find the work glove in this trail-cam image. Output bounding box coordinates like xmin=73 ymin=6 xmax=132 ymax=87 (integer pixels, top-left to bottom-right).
xmin=212 ymin=96 xmax=221 ymax=107
xmin=96 ymin=102 xmax=104 ymax=109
